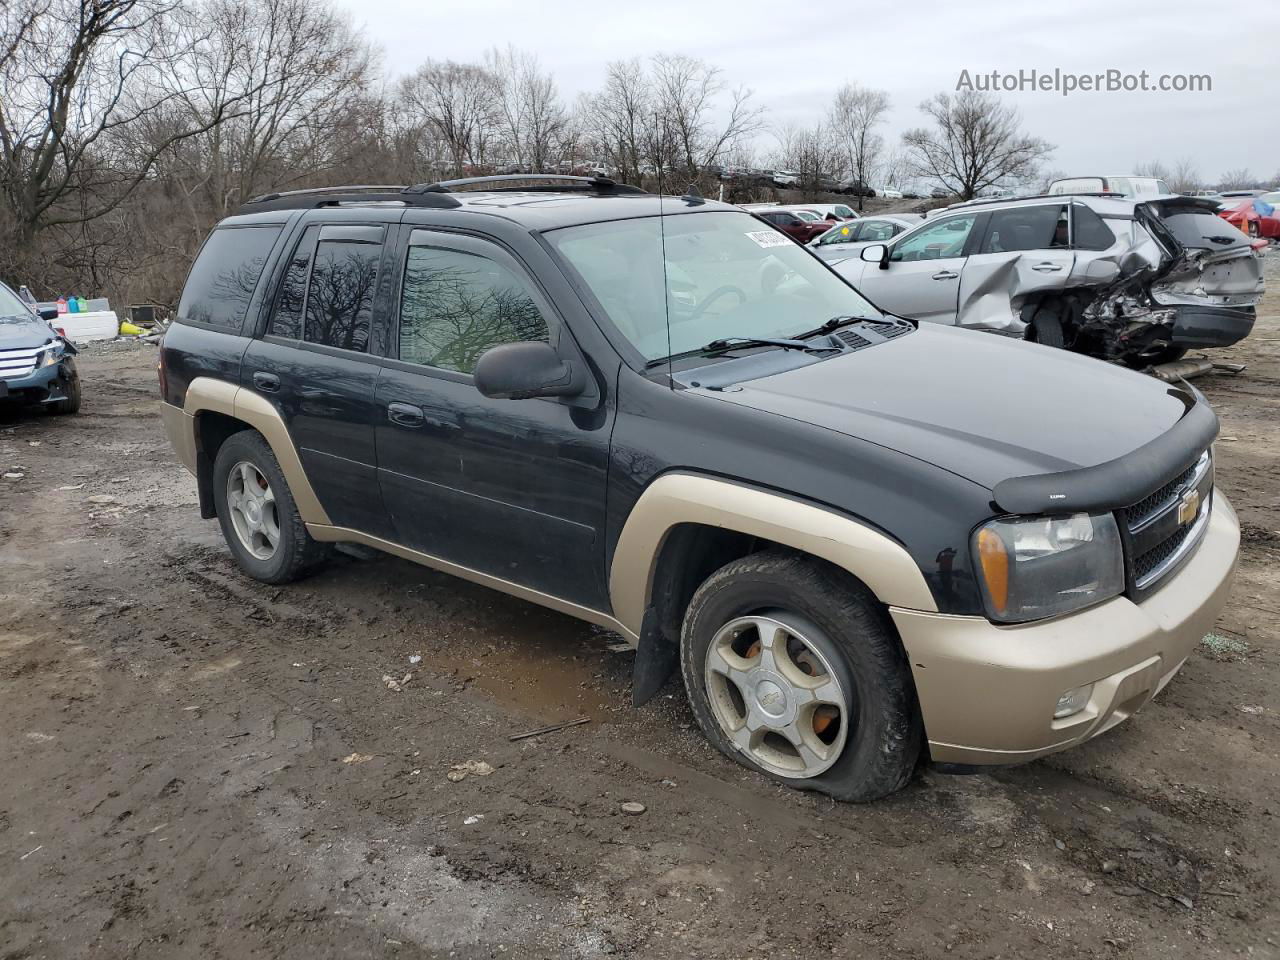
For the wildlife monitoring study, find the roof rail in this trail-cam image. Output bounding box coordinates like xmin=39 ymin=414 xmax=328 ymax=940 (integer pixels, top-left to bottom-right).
xmin=940 ymin=191 xmax=1128 ymax=211
xmin=238 ymin=184 xmax=462 ymax=214
xmin=405 ymin=173 xmax=647 ymax=196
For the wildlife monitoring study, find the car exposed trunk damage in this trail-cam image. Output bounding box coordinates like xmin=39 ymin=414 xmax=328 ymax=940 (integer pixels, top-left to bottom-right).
xmin=968 ymin=198 xmax=1264 ymax=363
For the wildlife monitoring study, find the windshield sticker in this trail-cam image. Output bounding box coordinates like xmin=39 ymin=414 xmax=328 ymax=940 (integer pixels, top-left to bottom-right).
xmin=746 ymin=230 xmax=793 ymax=249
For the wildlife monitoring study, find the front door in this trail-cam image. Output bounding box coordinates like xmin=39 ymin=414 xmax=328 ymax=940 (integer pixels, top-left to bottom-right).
xmin=856 ymin=212 xmax=981 ymax=324
xmin=374 ymin=229 xmax=612 ymax=610
xmin=243 ymin=222 xmax=393 ymax=539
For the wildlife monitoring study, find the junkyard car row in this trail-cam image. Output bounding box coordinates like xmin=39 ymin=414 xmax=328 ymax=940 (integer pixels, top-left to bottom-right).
xmin=154 ymin=174 xmax=1253 ymax=800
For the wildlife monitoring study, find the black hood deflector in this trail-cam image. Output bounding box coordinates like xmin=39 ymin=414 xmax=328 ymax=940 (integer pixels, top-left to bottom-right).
xmin=991 ymin=390 xmax=1218 ymax=515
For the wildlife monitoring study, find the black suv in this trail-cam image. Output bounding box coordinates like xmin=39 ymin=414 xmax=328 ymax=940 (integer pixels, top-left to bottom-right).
xmin=160 ymin=176 xmax=1239 ymax=801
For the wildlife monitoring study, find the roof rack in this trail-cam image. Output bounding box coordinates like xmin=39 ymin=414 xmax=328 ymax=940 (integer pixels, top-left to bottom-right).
xmin=404 ymin=173 xmax=647 ymax=196
xmin=239 ymin=184 xmax=462 ymax=214
xmin=237 ymin=174 xmax=647 ymax=214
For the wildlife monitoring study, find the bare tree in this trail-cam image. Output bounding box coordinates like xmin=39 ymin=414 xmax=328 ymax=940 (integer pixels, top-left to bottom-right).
xmin=148 ymin=0 xmax=376 ymax=229
xmin=1133 ymin=159 xmax=1171 ymax=182
xmin=1218 ymin=167 xmax=1256 ymax=190
xmin=1168 ymin=158 xmax=1199 ymax=194
xmin=0 ymin=0 xmax=263 ymax=251
xmin=400 ymin=60 xmax=501 ymax=176
xmin=770 ymin=123 xmax=840 ymax=198
xmin=486 ymin=46 xmax=568 ymax=173
xmin=901 ymin=90 xmax=1053 ymax=201
xmin=578 ymin=59 xmax=651 ymax=183
xmin=828 ymin=82 xmax=889 ymax=210
xmin=649 ymin=54 xmax=760 ymax=179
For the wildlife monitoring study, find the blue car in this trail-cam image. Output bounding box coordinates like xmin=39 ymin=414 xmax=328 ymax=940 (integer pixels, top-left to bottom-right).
xmin=0 ymin=281 xmax=81 ymax=414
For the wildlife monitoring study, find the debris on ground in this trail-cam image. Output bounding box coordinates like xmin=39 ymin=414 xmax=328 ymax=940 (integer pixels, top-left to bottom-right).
xmin=341 ymin=752 xmax=374 ymax=764
xmin=57 ymin=483 xmax=85 ymax=491
xmin=408 ymin=654 xmax=422 ymax=665
xmin=87 ymin=494 xmax=117 ymax=504
xmin=381 ymin=673 xmax=412 ymax=692
xmin=463 ymin=815 xmax=483 ymax=825
xmin=620 ymin=801 xmax=646 ymax=816
xmin=4 ymin=472 xmax=24 ymax=480
xmin=1238 ymin=704 xmax=1265 ymax=714
xmin=447 ymin=759 xmax=495 ymax=782
xmin=1200 ymin=633 xmax=1249 ymax=660
xmin=508 ymin=716 xmax=591 ymax=741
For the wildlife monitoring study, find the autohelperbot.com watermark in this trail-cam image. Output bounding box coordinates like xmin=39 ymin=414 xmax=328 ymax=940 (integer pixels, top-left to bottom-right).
xmin=956 ymin=68 xmax=1212 ymax=97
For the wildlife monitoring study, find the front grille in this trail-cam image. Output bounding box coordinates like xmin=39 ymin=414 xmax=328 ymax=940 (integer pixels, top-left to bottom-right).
xmin=0 ymin=345 xmax=45 ymax=380
xmin=1121 ymin=450 xmax=1213 ymax=594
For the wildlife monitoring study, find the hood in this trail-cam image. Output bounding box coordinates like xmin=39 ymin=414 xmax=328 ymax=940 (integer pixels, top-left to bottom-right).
xmin=0 ymin=310 xmax=55 ymax=349
xmin=701 ymin=324 xmax=1190 ymax=490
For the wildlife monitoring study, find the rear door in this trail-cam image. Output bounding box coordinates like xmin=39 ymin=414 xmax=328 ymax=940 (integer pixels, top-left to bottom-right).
xmin=373 ymin=228 xmax=612 ymax=609
xmin=958 ymin=203 xmax=1075 ymax=331
xmin=855 ymin=212 xmax=982 ymax=324
xmin=242 ymin=220 xmax=394 ymax=538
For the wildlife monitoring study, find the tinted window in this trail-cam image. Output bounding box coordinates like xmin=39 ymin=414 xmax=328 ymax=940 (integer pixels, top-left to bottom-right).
xmin=178 ymin=226 xmax=281 ymax=329
xmin=398 ymin=246 xmax=550 ymax=374
xmin=267 ymin=225 xmax=320 ymax=339
xmin=890 ymin=215 xmax=976 ymax=261
xmin=981 ymin=204 xmax=1068 ymax=253
xmin=1072 ymin=205 xmax=1118 ymax=250
xmin=303 ymin=227 xmax=383 ymax=352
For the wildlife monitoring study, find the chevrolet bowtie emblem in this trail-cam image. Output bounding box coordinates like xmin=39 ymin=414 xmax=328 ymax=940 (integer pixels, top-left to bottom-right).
xmin=1177 ymin=490 xmax=1200 ymax=527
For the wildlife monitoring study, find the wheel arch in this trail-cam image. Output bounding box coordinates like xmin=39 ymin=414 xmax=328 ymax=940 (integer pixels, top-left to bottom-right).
xmin=179 ymin=376 xmax=330 ymax=525
xmin=610 ymin=472 xmax=938 ymax=641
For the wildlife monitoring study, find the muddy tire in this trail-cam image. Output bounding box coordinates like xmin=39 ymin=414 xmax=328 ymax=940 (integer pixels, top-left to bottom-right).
xmin=46 ymin=368 xmax=81 ymax=415
xmin=212 ymin=430 xmax=330 ymax=584
xmin=679 ymin=549 xmax=922 ymax=802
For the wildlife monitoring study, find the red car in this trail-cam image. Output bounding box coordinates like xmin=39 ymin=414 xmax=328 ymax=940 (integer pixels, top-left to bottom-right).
xmin=1219 ymin=192 xmax=1280 ymax=240
xmin=752 ymin=209 xmax=829 ymax=244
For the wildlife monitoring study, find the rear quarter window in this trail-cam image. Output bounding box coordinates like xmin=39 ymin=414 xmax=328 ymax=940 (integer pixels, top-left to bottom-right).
xmin=1071 ymin=206 xmax=1118 ymax=251
xmin=177 ymin=226 xmax=282 ymax=330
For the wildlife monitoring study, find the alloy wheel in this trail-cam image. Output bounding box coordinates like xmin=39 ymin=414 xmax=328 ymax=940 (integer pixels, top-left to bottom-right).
xmin=704 ymin=614 xmax=850 ymax=779
xmin=226 ymin=460 xmax=280 ymax=561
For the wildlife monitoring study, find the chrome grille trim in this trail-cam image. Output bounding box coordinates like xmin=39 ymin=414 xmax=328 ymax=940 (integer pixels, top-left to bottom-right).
xmin=0 ymin=345 xmax=46 ymax=380
xmin=1134 ymin=491 xmax=1212 ymax=590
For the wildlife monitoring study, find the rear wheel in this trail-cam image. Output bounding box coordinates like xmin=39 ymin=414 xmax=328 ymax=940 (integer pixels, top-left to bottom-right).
xmin=1025 ymin=303 xmax=1066 ymax=348
xmin=1247 ymin=221 xmax=1261 ymax=238
xmin=680 ymin=550 xmax=922 ymax=802
xmin=212 ymin=430 xmax=330 ymax=583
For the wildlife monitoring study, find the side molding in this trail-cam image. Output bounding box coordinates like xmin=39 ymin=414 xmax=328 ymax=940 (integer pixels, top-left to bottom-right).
xmin=182 ymin=376 xmax=331 ymax=526
xmin=609 ymin=473 xmax=938 ymax=636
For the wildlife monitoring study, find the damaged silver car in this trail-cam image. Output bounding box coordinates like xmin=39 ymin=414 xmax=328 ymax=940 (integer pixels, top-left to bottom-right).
xmin=832 ymin=194 xmax=1265 ymax=366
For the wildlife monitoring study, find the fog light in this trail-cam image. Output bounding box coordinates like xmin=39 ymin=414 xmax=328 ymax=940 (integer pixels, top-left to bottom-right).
xmin=1054 ymin=683 xmax=1094 ymax=719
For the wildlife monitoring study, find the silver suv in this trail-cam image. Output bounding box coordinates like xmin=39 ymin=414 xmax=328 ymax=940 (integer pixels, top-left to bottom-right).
xmin=833 ymin=194 xmax=1264 ymax=365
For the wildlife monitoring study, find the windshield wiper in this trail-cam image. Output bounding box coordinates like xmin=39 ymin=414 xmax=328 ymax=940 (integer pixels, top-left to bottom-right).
xmin=645 ymin=336 xmax=835 ymax=368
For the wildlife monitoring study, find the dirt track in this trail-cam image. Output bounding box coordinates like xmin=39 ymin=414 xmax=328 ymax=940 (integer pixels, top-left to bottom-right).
xmin=2 ymin=259 xmax=1278 ymax=959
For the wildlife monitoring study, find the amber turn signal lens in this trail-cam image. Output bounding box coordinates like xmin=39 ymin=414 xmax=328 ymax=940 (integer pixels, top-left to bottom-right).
xmin=976 ymin=528 xmax=1009 ymax=615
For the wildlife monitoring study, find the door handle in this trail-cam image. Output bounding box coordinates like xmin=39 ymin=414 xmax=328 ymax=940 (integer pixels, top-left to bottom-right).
xmin=931 ymin=270 xmax=959 ymax=280
xmin=387 ymin=402 xmax=425 ymax=428
xmin=252 ymin=371 xmax=280 ymax=393
xmin=1031 ymin=262 xmax=1064 ymax=272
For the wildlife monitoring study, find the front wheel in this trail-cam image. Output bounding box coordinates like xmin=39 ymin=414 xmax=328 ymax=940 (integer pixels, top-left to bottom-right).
xmin=680 ymin=550 xmax=922 ymax=802
xmin=212 ymin=430 xmax=330 ymax=584
xmin=46 ymin=368 xmax=81 ymax=415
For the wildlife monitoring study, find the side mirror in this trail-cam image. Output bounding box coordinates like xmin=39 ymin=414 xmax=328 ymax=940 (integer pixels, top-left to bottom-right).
xmin=474 ymin=341 xmax=585 ymax=401
xmin=860 ymin=243 xmax=889 ymax=267
xmin=38 ymin=306 xmax=59 ymax=321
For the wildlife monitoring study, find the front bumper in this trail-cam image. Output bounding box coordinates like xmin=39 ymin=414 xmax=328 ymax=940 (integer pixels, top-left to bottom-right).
xmin=892 ymin=493 xmax=1240 ymax=765
xmin=1 ymin=357 xmax=75 ymax=404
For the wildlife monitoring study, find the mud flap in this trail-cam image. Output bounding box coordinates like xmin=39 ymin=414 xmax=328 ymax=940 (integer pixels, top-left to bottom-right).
xmin=632 ymin=606 xmax=678 ymax=707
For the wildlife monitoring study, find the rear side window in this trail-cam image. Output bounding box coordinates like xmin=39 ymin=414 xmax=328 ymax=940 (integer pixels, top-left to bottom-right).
xmin=980 ymin=205 xmax=1068 ymax=253
xmin=1072 ymin=205 xmax=1117 ymax=250
xmin=303 ymin=226 xmax=384 ymax=353
xmin=177 ymin=226 xmax=281 ymax=329
xmin=267 ymin=225 xmax=320 ymax=339
xmin=398 ymin=245 xmax=550 ymax=375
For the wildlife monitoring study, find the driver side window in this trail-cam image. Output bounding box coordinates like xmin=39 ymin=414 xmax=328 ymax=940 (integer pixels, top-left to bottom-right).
xmin=889 ymin=215 xmax=977 ymax=262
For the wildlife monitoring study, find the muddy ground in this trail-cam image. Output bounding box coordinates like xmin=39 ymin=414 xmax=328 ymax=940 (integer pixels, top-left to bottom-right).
xmin=2 ymin=257 xmax=1279 ymax=960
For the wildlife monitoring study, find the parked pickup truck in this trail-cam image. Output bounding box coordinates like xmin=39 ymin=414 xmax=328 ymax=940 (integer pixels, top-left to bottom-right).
xmin=160 ymin=176 xmax=1239 ymax=801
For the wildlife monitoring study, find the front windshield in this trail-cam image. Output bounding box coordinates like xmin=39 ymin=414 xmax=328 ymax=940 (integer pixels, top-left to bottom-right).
xmin=0 ymin=283 xmax=32 ymax=320
xmin=546 ymin=211 xmax=881 ymax=362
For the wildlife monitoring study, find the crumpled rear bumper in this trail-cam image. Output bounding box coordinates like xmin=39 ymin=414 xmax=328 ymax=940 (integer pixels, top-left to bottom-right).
xmin=1171 ymin=305 xmax=1256 ymax=349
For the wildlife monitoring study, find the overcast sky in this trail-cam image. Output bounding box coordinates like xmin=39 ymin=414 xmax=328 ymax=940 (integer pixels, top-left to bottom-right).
xmin=341 ymin=0 xmax=1278 ymax=186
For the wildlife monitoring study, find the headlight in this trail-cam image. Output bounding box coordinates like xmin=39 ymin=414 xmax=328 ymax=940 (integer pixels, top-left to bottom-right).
xmin=973 ymin=512 xmax=1124 ymax=622
xmin=38 ymin=341 xmax=64 ymax=367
